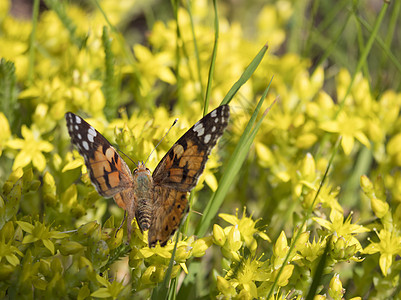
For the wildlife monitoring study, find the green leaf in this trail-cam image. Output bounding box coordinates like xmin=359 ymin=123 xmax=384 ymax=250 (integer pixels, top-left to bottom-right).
xmin=16 ymin=221 xmax=34 ymax=233
xmin=220 ymin=43 xmax=268 ymax=106
xmin=91 ymin=288 xmax=112 ymax=298
xmin=0 ymin=59 xmax=18 ymax=129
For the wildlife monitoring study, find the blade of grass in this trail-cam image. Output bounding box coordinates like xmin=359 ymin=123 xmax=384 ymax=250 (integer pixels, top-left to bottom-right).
xmin=171 ymin=0 xmax=184 ymax=109
xmin=302 ymin=0 xmax=319 ymax=57
xmin=203 ymin=0 xmax=219 ymax=116
xmin=27 ymin=0 xmax=40 ymax=86
xmin=186 ymin=0 xmax=204 ymax=104
xmin=356 ymin=15 xmax=401 ymax=75
xmin=381 ymin=0 xmax=400 ymax=67
xmin=102 ymin=26 xmax=118 ymax=120
xmin=195 ymin=79 xmax=274 ymax=237
xmin=354 ymin=10 xmax=370 ymax=80
xmin=266 ymin=137 xmax=342 ymax=299
xmin=316 ymin=2 xmax=389 ymax=160
xmin=0 ymin=59 xmax=18 ymax=131
xmin=311 ymin=8 xmax=352 ymax=73
xmin=220 ymin=43 xmax=269 ymax=106
xmin=336 ymin=3 xmax=388 ymax=206
xmin=337 ymin=1 xmax=389 ymax=111
xmin=93 ymin=0 xmax=135 ymax=65
xmin=43 ymin=0 xmax=86 ymax=48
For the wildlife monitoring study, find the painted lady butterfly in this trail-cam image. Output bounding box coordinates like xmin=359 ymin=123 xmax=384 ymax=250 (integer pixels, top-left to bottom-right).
xmin=65 ymin=105 xmax=229 ymax=247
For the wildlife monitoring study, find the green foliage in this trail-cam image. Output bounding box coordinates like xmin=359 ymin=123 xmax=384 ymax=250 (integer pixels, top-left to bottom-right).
xmin=0 ymin=0 xmax=401 ymax=299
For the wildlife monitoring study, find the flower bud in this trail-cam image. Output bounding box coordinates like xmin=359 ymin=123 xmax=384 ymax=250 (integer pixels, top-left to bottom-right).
xmin=371 ymin=197 xmax=389 ymax=219
xmin=141 ymin=265 xmax=156 ymax=285
xmin=59 ymin=240 xmax=85 ymax=255
xmin=273 ymin=231 xmax=288 ymax=257
xmin=77 ymin=221 xmax=101 ymax=244
xmin=301 ymin=153 xmax=316 ymax=180
xmin=329 ymin=274 xmax=344 ymax=300
xmin=216 ymin=276 xmax=236 ymax=297
xmin=227 ymin=225 xmax=242 ymax=251
xmin=192 ymin=237 xmax=212 ymax=257
xmin=175 ymin=245 xmax=192 ymax=262
xmin=213 ymin=224 xmax=226 ymax=247
xmin=277 ymin=264 xmax=294 ymax=286
xmin=360 ymin=175 xmax=374 ymax=195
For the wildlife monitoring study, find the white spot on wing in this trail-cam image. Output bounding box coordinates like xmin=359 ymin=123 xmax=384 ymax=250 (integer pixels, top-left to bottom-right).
xmin=82 ymin=141 xmax=89 ymax=150
xmin=211 ymin=126 xmax=216 ymax=132
xmin=87 ymin=133 xmax=94 ymax=143
xmin=204 ymin=134 xmax=211 ymax=143
xmin=193 ymin=122 xmax=205 ymax=137
xmin=105 ymin=147 xmax=115 ymax=159
xmin=75 ymin=115 xmax=81 ymax=124
xmin=74 ymin=125 xmax=79 ymax=131
xmin=77 ymin=133 xmax=82 ymax=139
xmin=211 ymin=110 xmax=217 ymax=117
xmin=88 ymin=126 xmax=97 ymax=137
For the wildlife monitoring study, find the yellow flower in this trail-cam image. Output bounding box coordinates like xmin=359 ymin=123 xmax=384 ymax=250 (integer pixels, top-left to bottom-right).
xmin=219 ymin=208 xmax=270 ymax=252
xmin=224 ymin=256 xmax=270 ymax=299
xmin=313 ymin=209 xmax=369 ymax=252
xmin=320 ymin=111 xmax=370 ymax=155
xmin=130 ymin=44 xmax=176 ymax=97
xmin=16 ymin=221 xmax=68 ymax=255
xmin=363 ymin=229 xmax=401 ymax=276
xmin=7 ymin=125 xmax=53 ymax=172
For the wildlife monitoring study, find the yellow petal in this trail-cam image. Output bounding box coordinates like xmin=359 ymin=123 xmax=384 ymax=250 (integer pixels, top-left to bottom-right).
xmin=32 ymin=152 xmax=47 ymax=172
xmin=341 ymin=134 xmax=354 ymax=156
xmin=379 ymin=253 xmax=392 ymax=276
xmin=12 ymin=150 xmax=31 ymax=170
xmin=354 ymin=131 xmax=371 ymax=149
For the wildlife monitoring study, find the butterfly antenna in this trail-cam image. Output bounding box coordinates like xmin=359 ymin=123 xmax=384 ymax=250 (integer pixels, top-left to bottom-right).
xmin=119 ymin=149 xmax=138 ymax=168
xmin=145 ymin=118 xmax=178 ymax=165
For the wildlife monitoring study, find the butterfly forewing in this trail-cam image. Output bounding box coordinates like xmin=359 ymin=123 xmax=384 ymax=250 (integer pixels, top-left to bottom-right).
xmin=152 ymin=104 xmax=230 ymax=190
xmin=65 ymin=112 xmax=133 ymax=201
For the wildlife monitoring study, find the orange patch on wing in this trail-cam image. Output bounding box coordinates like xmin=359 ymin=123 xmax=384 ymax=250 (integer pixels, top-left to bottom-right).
xmin=113 ymin=193 xmax=126 ymax=209
xmin=168 ymin=168 xmax=184 ymax=183
xmin=95 ymin=175 xmax=108 ymax=192
xmin=108 ymin=172 xmax=121 ymax=188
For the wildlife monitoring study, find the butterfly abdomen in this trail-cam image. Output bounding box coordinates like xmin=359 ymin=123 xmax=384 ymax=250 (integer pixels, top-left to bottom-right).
xmin=136 ymin=198 xmax=153 ymax=231
xmin=133 ymin=165 xmax=154 ymax=231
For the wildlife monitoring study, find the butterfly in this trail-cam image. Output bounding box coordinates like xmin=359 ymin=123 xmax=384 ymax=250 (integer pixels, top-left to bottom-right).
xmin=65 ymin=105 xmax=229 ymax=247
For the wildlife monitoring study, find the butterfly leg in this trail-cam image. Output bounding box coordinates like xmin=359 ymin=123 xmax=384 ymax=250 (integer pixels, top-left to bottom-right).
xmin=115 ymin=211 xmax=127 ymax=237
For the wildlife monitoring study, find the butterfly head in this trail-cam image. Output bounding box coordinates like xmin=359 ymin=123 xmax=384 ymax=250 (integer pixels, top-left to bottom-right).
xmin=133 ymin=161 xmax=151 ymax=176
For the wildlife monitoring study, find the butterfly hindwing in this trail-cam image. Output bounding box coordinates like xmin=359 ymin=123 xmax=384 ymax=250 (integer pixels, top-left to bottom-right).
xmin=65 ymin=112 xmax=133 ymax=201
xmin=148 ymin=186 xmax=188 ymax=247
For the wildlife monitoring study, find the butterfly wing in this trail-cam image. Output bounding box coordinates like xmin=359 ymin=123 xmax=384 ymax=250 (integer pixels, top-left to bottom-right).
xmin=152 ymin=104 xmax=230 ymax=190
xmin=148 ymin=105 xmax=230 ymax=246
xmin=148 ymin=187 xmax=188 ymax=247
xmin=65 ymin=112 xmax=134 ymax=210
